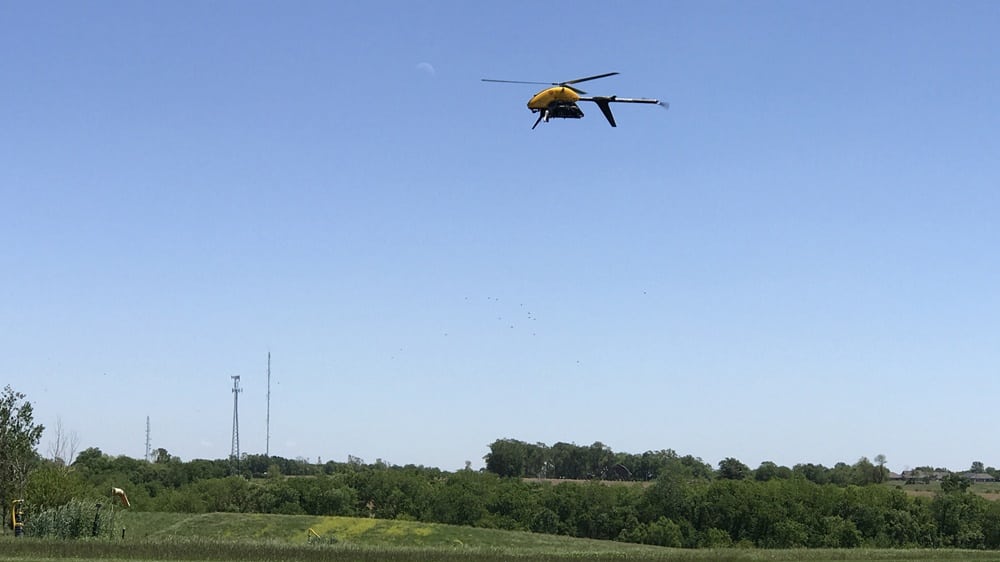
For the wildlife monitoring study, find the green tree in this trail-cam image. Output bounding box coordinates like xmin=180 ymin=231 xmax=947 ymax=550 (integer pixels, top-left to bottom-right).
xmin=631 ymin=449 xmax=678 ymax=480
xmin=72 ymin=447 xmax=107 ymax=474
xmin=529 ymin=507 xmax=560 ymax=534
xmin=940 ymin=472 xmax=972 ymax=494
xmin=826 ymin=462 xmax=853 ymax=485
xmin=0 ymin=386 xmax=45 ymax=513
xmin=754 ymin=461 xmax=791 ymax=481
xmin=153 ymin=448 xmax=173 ymax=464
xmin=819 ymin=515 xmax=862 ymax=547
xmin=484 ymin=439 xmax=529 ymax=478
xmin=524 ymin=442 xmax=551 ymax=477
xmin=195 ymin=476 xmax=252 ymax=512
xmin=851 ymin=457 xmax=879 ymax=485
xmin=550 ymin=442 xmax=588 ymax=479
xmin=643 ymin=516 xmax=684 ymax=547
xmin=585 ymin=441 xmax=614 ymax=479
xmin=674 ymin=454 xmax=715 ymax=481
xmin=429 ymin=470 xmax=490 ymax=526
xmin=792 ymin=462 xmax=830 ymax=484
xmin=717 ymin=457 xmax=750 ymax=480
xmin=26 ymin=462 xmax=87 ymax=508
xmin=481 ymin=478 xmax=539 ymax=530
xmin=346 ymin=467 xmax=434 ymax=520
xmin=932 ymin=491 xmax=986 ymax=548
xmin=638 ymin=471 xmax=696 ymax=525
xmin=981 ymin=500 xmax=1000 ymax=548
xmin=874 ymin=454 xmax=888 ymax=483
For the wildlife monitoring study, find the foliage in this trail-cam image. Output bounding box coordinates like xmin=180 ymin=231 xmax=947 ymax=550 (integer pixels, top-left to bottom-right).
xmin=753 ymin=461 xmax=791 ymax=482
xmin=716 ymin=458 xmax=750 ymax=480
xmin=0 ymin=386 xmax=44 ymax=515
xmin=13 ymin=512 xmax=1000 ymax=561
xmin=484 ymin=439 xmax=712 ymax=481
xmin=941 ymin=473 xmax=973 ymax=494
xmin=24 ymin=497 xmax=118 ymax=539
xmin=19 ymin=435 xmax=1000 ymax=550
xmin=26 ymin=461 xmax=87 ymax=508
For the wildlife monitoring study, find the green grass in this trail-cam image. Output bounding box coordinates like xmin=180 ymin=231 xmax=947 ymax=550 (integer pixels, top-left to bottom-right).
xmin=114 ymin=510 xmax=675 ymax=552
xmin=6 ymin=511 xmax=1000 ymax=561
xmin=886 ymin=481 xmax=1000 ymax=499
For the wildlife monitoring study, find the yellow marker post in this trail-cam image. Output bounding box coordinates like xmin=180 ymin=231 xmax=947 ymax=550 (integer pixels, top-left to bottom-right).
xmin=11 ymin=500 xmax=24 ymax=537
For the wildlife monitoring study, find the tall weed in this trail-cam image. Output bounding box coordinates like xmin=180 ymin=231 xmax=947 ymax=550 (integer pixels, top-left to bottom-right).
xmin=26 ymin=498 xmax=119 ymax=539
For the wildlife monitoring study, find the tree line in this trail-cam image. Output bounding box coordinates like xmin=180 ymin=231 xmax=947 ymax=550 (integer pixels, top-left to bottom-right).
xmin=483 ymin=438 xmax=897 ymax=485
xmin=20 ymin=446 xmax=1000 ymax=548
xmin=7 ymin=387 xmax=1000 ymax=548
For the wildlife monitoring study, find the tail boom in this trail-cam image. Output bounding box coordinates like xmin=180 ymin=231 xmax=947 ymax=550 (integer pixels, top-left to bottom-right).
xmin=579 ymin=96 xmax=668 ymax=127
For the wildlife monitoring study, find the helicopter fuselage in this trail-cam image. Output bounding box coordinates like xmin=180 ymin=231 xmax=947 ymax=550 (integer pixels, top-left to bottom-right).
xmin=527 ymin=86 xmax=580 ymax=110
xmin=527 ymin=86 xmax=584 ymax=120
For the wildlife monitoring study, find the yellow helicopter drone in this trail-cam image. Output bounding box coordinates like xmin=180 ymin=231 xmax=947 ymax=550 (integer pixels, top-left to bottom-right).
xmin=482 ymin=72 xmax=668 ymax=129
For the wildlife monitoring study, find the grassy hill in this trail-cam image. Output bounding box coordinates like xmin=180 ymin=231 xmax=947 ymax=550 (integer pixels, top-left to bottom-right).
xmin=7 ymin=511 xmax=1000 ymax=561
xmin=114 ymin=510 xmax=665 ymax=551
xmin=1 ymin=511 xmax=680 ymax=561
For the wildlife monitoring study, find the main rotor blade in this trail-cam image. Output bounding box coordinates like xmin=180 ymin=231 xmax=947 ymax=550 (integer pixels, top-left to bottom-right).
xmin=481 ymin=79 xmax=554 ymax=85
xmin=483 ymin=72 xmax=620 ymax=92
xmin=482 ymin=78 xmax=590 ymax=94
xmin=561 ymin=72 xmax=619 ymax=86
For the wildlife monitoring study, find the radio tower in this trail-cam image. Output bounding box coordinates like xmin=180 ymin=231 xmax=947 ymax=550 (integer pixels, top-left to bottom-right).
xmin=265 ymin=352 xmax=271 ymax=457
xmin=145 ymin=416 xmax=151 ymax=462
xmin=230 ymin=375 xmax=242 ymax=470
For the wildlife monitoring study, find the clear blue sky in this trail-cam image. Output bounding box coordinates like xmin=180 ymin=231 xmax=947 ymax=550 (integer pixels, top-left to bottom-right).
xmin=3 ymin=1 xmax=998 ymax=473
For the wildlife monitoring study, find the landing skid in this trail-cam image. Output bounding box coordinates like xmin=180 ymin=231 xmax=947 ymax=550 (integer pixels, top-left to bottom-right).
xmin=531 ymin=102 xmax=585 ymax=129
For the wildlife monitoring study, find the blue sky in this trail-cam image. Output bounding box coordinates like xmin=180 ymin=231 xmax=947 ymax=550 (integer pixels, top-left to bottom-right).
xmin=3 ymin=1 xmax=999 ymax=472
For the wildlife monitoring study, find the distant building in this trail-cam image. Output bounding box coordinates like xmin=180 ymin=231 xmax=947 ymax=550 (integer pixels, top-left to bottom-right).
xmin=961 ymin=472 xmax=996 ymax=483
xmin=901 ymin=470 xmax=952 ymax=482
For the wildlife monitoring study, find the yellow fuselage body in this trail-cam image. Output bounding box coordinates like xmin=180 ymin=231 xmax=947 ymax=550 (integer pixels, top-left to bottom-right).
xmin=527 ymin=86 xmax=580 ymax=110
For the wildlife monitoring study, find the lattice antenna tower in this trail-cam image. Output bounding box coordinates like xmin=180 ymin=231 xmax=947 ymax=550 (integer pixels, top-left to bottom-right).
xmin=145 ymin=416 xmax=151 ymax=462
xmin=231 ymin=375 xmax=242 ymax=468
xmin=265 ymin=352 xmax=271 ymax=457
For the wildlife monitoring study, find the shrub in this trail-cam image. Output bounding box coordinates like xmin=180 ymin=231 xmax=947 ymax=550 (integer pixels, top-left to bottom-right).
xmin=26 ymin=498 xmax=118 ymax=539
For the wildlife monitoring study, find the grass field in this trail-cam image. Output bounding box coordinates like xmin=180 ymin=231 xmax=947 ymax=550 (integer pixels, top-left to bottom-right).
xmin=887 ymin=481 xmax=1000 ymax=500
xmin=5 ymin=511 xmax=1000 ymax=561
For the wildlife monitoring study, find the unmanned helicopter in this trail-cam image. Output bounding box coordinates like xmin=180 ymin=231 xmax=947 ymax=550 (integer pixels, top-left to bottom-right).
xmin=482 ymin=72 xmax=667 ymax=129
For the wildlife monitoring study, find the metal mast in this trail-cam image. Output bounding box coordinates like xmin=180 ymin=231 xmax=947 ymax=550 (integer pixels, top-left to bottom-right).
xmin=266 ymin=352 xmax=271 ymax=457
xmin=231 ymin=375 xmax=242 ymax=469
xmin=145 ymin=416 xmax=151 ymax=462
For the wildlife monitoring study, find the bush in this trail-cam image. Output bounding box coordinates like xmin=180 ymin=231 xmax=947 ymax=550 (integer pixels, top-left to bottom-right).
xmin=26 ymin=498 xmax=118 ymax=539
xmin=644 ymin=517 xmax=683 ymax=547
xmin=701 ymin=527 xmax=733 ymax=547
